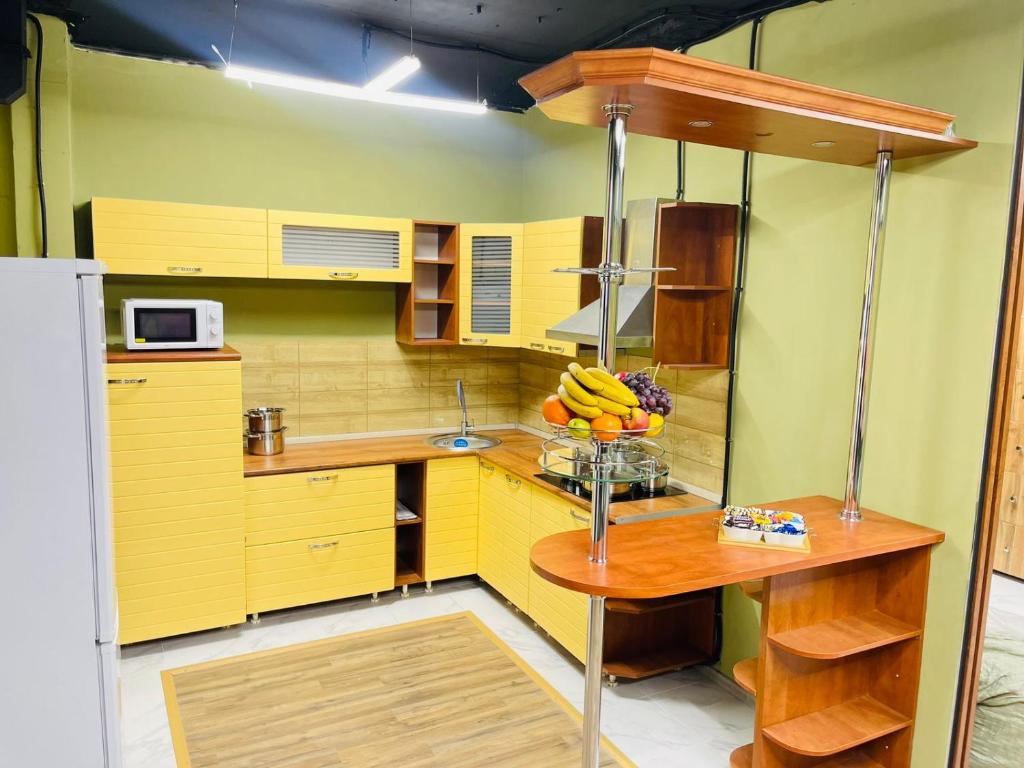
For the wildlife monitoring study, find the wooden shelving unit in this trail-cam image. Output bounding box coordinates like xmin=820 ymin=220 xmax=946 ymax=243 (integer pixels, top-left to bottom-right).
xmin=394 ymin=462 xmax=425 ymax=587
xmin=733 ymin=657 xmax=758 ymax=696
xmin=652 ymin=202 xmax=739 ymax=369
xmin=602 ymin=588 xmax=718 ymax=680
xmin=396 ymin=222 xmax=460 ymax=345
xmin=762 ymin=696 xmax=910 ymax=757
xmin=768 ymin=610 xmax=920 ymax=659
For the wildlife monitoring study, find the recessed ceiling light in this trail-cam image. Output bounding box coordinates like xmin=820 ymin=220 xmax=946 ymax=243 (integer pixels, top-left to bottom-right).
xmin=688 ymin=120 xmax=714 ymax=128
xmin=811 ymin=140 xmax=836 ymax=148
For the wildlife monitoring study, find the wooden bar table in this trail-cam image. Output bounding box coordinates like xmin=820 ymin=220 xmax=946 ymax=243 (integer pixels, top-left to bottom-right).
xmin=530 ymin=495 xmax=944 ymax=768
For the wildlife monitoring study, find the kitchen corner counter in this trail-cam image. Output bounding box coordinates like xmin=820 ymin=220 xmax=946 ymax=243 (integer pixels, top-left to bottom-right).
xmin=243 ymin=428 xmax=719 ymax=524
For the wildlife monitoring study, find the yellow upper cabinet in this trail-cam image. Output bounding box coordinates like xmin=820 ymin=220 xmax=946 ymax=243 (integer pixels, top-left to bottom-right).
xmin=521 ymin=216 xmax=602 ymax=358
xmin=267 ymin=210 xmax=413 ymax=283
xmin=92 ymin=198 xmax=269 ymax=278
xmin=459 ymin=223 xmax=524 ymax=348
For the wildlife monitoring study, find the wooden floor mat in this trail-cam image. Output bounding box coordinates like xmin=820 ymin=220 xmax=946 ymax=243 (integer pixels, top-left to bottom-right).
xmin=162 ymin=611 xmax=632 ymax=767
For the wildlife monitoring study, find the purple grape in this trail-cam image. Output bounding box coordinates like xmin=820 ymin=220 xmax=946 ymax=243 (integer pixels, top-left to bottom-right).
xmin=655 ymin=406 xmax=665 ymax=415
xmin=646 ymin=395 xmax=657 ymax=409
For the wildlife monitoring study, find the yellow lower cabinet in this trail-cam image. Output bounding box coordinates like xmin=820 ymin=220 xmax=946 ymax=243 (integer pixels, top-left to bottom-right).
xmin=245 ymin=528 xmax=395 ymax=615
xmin=527 ymin=485 xmax=590 ymax=662
xmin=107 ymin=360 xmax=245 ymax=644
xmin=244 ymin=465 xmax=395 ymax=546
xmin=477 ymin=462 xmax=530 ymax=612
xmin=425 ymin=457 xmax=479 ymax=582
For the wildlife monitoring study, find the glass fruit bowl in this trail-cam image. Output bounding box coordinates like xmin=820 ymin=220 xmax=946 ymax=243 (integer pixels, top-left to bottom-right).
xmin=539 ymin=421 xmax=668 ymax=484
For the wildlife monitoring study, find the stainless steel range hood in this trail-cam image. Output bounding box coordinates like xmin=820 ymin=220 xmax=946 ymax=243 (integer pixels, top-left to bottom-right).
xmin=546 ymin=197 xmax=670 ymax=349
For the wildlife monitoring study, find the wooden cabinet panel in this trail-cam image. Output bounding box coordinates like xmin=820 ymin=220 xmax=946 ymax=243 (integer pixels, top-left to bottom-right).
xmin=459 ymin=223 xmax=523 ymax=348
xmin=425 ymin=456 xmax=479 ymax=582
xmin=244 ymin=465 xmax=395 ymax=547
xmin=268 ymin=210 xmax=412 ymax=283
xmin=521 ymin=217 xmax=589 ymax=357
xmin=92 ymin=197 xmax=268 ymax=278
xmin=245 ymin=529 xmax=395 ymax=614
xmin=107 ymin=360 xmax=245 ymax=644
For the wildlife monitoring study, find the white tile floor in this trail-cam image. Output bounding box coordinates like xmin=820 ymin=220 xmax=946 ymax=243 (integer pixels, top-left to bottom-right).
xmin=120 ymin=578 xmax=754 ymax=767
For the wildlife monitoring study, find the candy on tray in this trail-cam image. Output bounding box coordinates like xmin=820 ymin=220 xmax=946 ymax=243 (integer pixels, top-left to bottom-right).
xmin=722 ymin=505 xmax=808 ymax=548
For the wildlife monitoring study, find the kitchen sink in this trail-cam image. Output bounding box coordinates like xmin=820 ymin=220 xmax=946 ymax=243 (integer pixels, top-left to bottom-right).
xmin=428 ymin=433 xmax=502 ymax=451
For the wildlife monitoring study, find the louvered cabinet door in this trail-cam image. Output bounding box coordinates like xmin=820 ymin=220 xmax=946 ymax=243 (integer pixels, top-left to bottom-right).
xmin=268 ymin=210 xmax=413 ymax=283
xmin=459 ymin=223 xmax=523 ymax=348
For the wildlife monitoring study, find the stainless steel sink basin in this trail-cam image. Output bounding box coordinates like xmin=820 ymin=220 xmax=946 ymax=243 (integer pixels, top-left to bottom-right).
xmin=428 ymin=433 xmax=502 ymax=451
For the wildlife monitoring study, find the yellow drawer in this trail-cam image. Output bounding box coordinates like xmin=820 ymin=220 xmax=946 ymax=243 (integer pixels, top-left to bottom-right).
xmin=245 ymin=528 xmax=395 ymax=614
xmin=106 ymin=362 xmax=241 ymax=386
xmin=244 ymin=465 xmax=395 ymax=546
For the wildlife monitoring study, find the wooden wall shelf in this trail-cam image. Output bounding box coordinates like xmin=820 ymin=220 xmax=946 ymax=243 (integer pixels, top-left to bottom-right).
xmin=768 ymin=610 xmax=920 ymax=660
xmin=518 ymin=48 xmax=976 ymax=166
xmin=397 ymin=222 xmax=460 ymax=346
xmin=733 ymin=657 xmax=757 ymax=696
xmin=762 ymin=695 xmax=911 ymax=757
xmin=652 ymin=202 xmax=738 ymax=369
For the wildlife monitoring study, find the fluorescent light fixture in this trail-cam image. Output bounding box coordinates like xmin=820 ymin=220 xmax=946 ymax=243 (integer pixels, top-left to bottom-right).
xmin=225 ymin=64 xmax=487 ymax=115
xmin=365 ymin=55 xmax=421 ymax=92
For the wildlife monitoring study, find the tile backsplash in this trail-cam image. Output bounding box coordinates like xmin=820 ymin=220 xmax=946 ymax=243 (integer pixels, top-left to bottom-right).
xmin=233 ymin=336 xmax=519 ymax=438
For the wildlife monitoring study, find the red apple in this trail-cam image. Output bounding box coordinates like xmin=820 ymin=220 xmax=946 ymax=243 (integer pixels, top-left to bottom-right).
xmin=622 ymin=406 xmax=650 ymax=433
xmin=615 ymin=371 xmax=628 ymax=381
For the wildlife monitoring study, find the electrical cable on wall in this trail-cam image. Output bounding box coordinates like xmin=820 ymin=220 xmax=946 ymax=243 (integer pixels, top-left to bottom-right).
xmin=26 ymin=13 xmax=47 ymax=258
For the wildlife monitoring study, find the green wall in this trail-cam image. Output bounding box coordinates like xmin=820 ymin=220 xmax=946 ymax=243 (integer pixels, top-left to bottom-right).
xmin=0 ymin=104 xmax=15 ymax=255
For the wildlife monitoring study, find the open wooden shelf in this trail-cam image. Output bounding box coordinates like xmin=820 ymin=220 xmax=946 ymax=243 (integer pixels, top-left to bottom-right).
xmin=769 ymin=610 xmax=921 ymax=660
xmin=518 ymin=48 xmax=976 ymax=165
xmin=603 ymin=643 xmax=708 ymax=679
xmin=729 ymin=744 xmax=752 ymax=768
xmin=762 ymin=695 xmax=911 ymax=757
xmin=395 ymin=559 xmax=423 ymax=587
xmin=395 ymin=516 xmax=423 ymax=527
xmin=397 ymin=222 xmax=460 ymax=346
xmin=739 ymin=579 xmax=764 ymax=603
xmin=605 ymin=593 xmax=708 ymax=615
xmin=733 ymin=657 xmax=757 ymax=696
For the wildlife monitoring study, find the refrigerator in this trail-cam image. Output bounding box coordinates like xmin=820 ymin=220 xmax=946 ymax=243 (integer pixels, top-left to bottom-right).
xmin=0 ymin=258 xmax=122 ymax=767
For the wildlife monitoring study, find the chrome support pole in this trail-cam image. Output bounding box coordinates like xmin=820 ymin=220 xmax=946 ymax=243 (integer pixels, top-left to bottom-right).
xmin=841 ymin=150 xmax=893 ymax=522
xmin=581 ymin=103 xmax=631 ymax=768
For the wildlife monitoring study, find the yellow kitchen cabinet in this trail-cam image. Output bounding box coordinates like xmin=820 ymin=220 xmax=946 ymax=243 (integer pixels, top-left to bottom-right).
xmin=92 ymin=197 xmax=268 ymax=278
xmin=424 ymin=456 xmax=479 ymax=583
xmin=477 ymin=460 xmax=530 ymax=611
xmin=243 ymin=465 xmax=395 ymax=547
xmin=107 ymin=360 xmax=245 ymax=644
xmin=267 ymin=210 xmax=413 ymax=283
xmin=521 ymin=216 xmax=601 ymax=358
xmin=527 ymin=485 xmax=591 ymax=662
xmin=459 ymin=223 xmax=524 ymax=348
xmin=245 ymin=528 xmax=396 ymax=615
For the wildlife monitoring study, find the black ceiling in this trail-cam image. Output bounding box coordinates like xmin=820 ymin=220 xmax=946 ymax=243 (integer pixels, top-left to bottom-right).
xmin=29 ymin=0 xmax=818 ymax=111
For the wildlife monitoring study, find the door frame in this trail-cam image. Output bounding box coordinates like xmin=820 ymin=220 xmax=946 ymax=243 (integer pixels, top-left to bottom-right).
xmin=949 ymin=71 xmax=1024 ymax=767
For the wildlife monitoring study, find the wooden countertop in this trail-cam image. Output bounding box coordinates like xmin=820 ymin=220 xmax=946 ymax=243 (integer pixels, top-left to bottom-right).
xmin=530 ymin=495 xmax=945 ymax=598
xmin=106 ymin=345 xmax=240 ymax=363
xmin=244 ymin=429 xmax=718 ymax=524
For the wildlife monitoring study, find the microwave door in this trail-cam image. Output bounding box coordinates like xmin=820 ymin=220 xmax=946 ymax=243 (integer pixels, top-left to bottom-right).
xmin=130 ymin=306 xmax=199 ymax=349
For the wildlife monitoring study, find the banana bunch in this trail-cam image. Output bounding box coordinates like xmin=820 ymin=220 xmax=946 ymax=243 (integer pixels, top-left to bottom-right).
xmin=557 ymin=362 xmax=639 ymax=418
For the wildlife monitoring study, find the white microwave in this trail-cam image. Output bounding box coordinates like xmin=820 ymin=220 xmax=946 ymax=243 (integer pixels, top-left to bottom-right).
xmin=122 ymin=299 xmax=224 ymax=351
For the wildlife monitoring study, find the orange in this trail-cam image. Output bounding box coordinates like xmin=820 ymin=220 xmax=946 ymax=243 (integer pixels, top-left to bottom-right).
xmin=590 ymin=413 xmax=622 ymax=442
xmin=542 ymin=394 xmax=573 ymax=426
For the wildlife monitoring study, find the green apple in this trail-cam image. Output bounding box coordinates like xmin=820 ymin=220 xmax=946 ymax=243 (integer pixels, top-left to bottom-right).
xmin=567 ymin=418 xmax=591 ymax=440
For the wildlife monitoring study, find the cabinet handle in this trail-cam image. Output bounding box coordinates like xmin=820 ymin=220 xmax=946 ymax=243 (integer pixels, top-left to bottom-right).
xmin=307 ymin=541 xmax=339 ymax=551
xmin=529 ymin=342 xmax=545 ymax=350
xmin=547 ymin=345 xmax=566 ymax=353
xmin=307 ymin=474 xmax=339 ymax=483
xmin=107 ymin=377 xmax=147 ymax=385
xmin=166 ymin=265 xmax=202 ymax=274
xmin=505 ymin=475 xmax=521 ymax=488
xmin=570 ymin=510 xmax=590 ymax=524
xmin=481 ymin=463 xmax=495 ymax=474
xmin=328 ymin=271 xmax=358 ymax=280
xmin=462 ymin=337 xmax=488 ymax=345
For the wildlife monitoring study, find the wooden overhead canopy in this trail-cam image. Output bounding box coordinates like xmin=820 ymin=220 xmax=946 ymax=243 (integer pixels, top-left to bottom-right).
xmin=518 ymin=48 xmax=976 ymax=166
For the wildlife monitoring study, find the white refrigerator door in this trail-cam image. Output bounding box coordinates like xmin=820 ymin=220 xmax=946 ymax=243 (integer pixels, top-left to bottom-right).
xmin=0 ymin=258 xmax=111 ymax=768
xmin=80 ymin=272 xmax=118 ymax=644
xmin=99 ymin=641 xmax=124 ymax=766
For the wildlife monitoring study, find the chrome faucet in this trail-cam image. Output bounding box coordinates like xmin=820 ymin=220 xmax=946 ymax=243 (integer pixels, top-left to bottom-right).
xmin=456 ymin=379 xmax=473 ymax=436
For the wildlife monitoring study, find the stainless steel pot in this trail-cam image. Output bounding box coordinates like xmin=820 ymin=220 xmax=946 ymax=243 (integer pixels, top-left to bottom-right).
xmin=640 ymin=460 xmax=670 ymax=494
xmin=245 ymin=427 xmax=287 ymax=456
xmin=245 ymin=407 xmax=286 ymax=433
